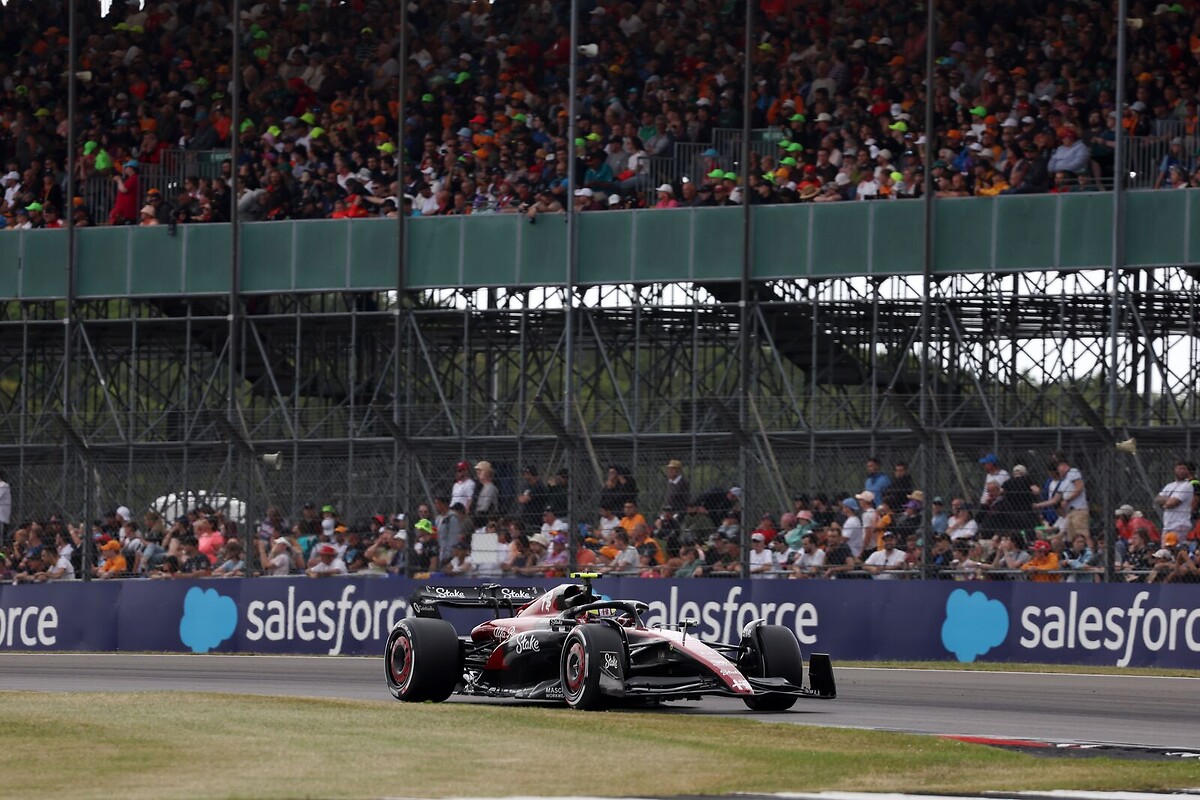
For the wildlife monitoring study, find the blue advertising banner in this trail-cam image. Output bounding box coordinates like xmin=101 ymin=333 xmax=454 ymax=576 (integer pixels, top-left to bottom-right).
xmin=1 ymin=577 xmax=1199 ymax=668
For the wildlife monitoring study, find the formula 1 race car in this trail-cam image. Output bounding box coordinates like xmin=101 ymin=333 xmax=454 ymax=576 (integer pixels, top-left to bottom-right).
xmin=383 ymin=576 xmax=836 ymax=710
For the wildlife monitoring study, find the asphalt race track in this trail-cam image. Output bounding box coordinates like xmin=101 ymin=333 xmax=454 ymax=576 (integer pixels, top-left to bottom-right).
xmin=1 ymin=653 xmax=1197 ymax=750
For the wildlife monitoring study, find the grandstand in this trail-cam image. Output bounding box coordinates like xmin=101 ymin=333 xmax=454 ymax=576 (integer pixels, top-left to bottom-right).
xmin=2 ymin=0 xmax=1200 ymax=581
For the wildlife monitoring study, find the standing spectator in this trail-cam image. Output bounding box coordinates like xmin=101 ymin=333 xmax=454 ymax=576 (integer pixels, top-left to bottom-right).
xmin=978 ymin=453 xmax=1011 ymax=504
xmin=515 ymin=466 xmax=548 ymax=531
xmin=663 ymin=459 xmax=690 ymax=517
xmin=108 ymin=161 xmax=140 ymax=225
xmin=599 ymin=465 xmax=638 ymax=513
xmin=545 ymin=469 xmax=569 ymax=518
xmin=840 ymin=497 xmax=865 ymax=557
xmin=0 ymin=471 xmax=10 ymax=542
xmin=473 ymin=461 xmax=499 ymax=518
xmin=1154 ymin=461 xmax=1195 ymax=541
xmin=864 ymin=457 xmax=890 ymax=499
xmin=884 ymin=462 xmax=914 ymax=509
xmin=1036 ymin=457 xmax=1089 ymax=543
xmin=855 ymin=490 xmax=878 ymax=548
xmin=451 ymin=461 xmax=476 ymax=513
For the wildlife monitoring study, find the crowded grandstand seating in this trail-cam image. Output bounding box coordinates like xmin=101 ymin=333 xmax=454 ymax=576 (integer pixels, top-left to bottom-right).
xmin=3 ymin=0 xmax=1199 ymax=230
xmin=3 ymin=454 xmax=1199 ymax=583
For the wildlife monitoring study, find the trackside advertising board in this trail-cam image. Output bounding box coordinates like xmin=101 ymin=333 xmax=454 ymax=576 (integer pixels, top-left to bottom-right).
xmin=1 ymin=578 xmax=1199 ymax=667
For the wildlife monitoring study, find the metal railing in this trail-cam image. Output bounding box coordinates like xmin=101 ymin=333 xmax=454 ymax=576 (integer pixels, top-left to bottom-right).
xmin=79 ymin=149 xmax=230 ymax=223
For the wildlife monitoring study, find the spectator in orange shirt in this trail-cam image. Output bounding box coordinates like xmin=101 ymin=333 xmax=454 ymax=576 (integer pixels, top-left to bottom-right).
xmin=1021 ymin=540 xmax=1061 ymax=582
xmin=96 ymin=539 xmax=127 ymax=578
xmin=619 ymin=500 xmax=647 ymax=535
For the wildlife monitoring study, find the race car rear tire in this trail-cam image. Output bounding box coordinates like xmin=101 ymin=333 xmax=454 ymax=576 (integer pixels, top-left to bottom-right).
xmin=385 ymin=618 xmax=462 ymax=702
xmin=738 ymin=624 xmax=804 ymax=711
xmin=560 ymin=624 xmax=623 ymax=710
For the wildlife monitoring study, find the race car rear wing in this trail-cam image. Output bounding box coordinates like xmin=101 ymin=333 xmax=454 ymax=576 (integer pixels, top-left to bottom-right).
xmin=410 ymin=584 xmax=542 ymax=618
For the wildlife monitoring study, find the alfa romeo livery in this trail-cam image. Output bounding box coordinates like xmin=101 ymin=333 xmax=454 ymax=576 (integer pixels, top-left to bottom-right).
xmin=383 ymin=575 xmax=836 ymax=710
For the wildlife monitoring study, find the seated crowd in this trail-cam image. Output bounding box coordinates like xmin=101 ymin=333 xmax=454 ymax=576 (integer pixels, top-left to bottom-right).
xmin=4 ymin=0 xmax=1200 ymax=230
xmin=3 ymin=454 xmax=1198 ymax=583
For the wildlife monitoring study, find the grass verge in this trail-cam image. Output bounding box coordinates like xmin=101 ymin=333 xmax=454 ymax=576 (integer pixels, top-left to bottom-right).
xmin=2 ymin=691 xmax=1198 ymax=800
xmin=839 ymin=660 xmax=1200 ymax=678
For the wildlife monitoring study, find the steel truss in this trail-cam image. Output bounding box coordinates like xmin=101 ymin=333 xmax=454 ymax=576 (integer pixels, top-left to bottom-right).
xmin=1 ymin=266 xmax=1198 ymax=525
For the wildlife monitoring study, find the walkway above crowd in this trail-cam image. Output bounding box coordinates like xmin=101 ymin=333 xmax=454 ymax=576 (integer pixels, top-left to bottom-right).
xmin=3 ymin=0 xmax=1200 ymax=230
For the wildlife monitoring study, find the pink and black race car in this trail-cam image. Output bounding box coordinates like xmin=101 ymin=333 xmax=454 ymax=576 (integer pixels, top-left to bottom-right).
xmin=384 ymin=576 xmax=836 ymax=711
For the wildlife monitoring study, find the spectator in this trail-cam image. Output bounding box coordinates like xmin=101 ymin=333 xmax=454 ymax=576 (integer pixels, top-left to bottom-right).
xmin=978 ymin=453 xmax=1011 ymax=505
xmin=451 ymin=461 xmax=476 ymax=513
xmin=515 ymin=466 xmax=548 ymax=531
xmin=863 ymin=531 xmax=907 ymax=579
xmin=1021 ymin=540 xmax=1061 ymax=583
xmin=864 ymin=457 xmax=891 ymax=499
xmin=599 ymin=465 xmax=639 ymax=513
xmin=307 ymin=542 xmax=348 ymax=578
xmin=212 ymin=540 xmax=246 ymax=577
xmin=441 ymin=540 xmax=477 ymax=578
xmin=791 ymin=532 xmax=826 ymax=579
xmin=473 ymin=461 xmax=499 ymax=518
xmin=598 ymin=529 xmax=639 ymax=574
xmin=840 ymin=497 xmax=865 ymax=558
xmin=663 ymin=459 xmax=690 ymax=517
xmin=1154 ymin=461 xmax=1195 ymax=542
xmin=264 ymin=537 xmax=296 ymax=576
xmin=539 ymin=506 xmax=569 ymax=539
xmin=95 ymin=539 xmax=127 ymax=579
xmin=748 ymin=532 xmax=775 ymax=577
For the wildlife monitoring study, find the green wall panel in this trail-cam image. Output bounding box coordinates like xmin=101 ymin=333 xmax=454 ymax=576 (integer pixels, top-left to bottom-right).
xmin=407 ymin=217 xmax=461 ymax=288
xmin=461 ymin=215 xmax=517 ymax=286
xmin=933 ymin=197 xmax=992 ymax=273
xmin=692 ymin=208 xmax=743 ymax=281
xmin=0 ymin=233 xmax=21 ymax=298
xmin=633 ymin=210 xmax=692 ymax=282
xmin=518 ymin=215 xmax=567 ymax=285
xmin=811 ymin=202 xmax=869 ymax=276
xmin=8 ymin=190 xmax=1200 ymax=298
xmin=20 ymin=230 xmax=68 ymax=298
xmin=1057 ymin=192 xmax=1112 ymax=269
xmin=183 ymin=224 xmax=231 ymax=294
xmin=295 ymin=221 xmax=349 ymax=291
xmin=241 ymin=222 xmax=293 ymax=292
xmin=350 ymin=219 xmax=399 ymax=289
xmin=871 ymin=201 xmax=924 ymax=275
xmin=578 ymin=211 xmax=633 ymax=284
xmin=76 ymin=228 xmax=129 ymax=296
xmin=1125 ymin=190 xmax=1186 ymax=266
xmin=130 ymin=226 xmax=185 ymax=295
xmin=994 ymin=195 xmax=1057 ymax=271
xmin=753 ymin=204 xmax=809 ymax=279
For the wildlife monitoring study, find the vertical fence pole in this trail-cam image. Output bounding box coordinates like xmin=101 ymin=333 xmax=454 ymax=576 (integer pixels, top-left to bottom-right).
xmin=919 ymin=0 xmax=936 ymax=576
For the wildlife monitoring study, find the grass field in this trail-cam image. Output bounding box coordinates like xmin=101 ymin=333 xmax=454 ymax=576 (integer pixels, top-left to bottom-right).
xmin=2 ymin=692 xmax=1198 ymax=800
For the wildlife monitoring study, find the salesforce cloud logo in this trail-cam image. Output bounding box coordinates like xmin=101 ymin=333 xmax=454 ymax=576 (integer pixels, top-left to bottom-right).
xmin=180 ymin=587 xmax=238 ymax=654
xmin=941 ymin=589 xmax=1009 ymax=662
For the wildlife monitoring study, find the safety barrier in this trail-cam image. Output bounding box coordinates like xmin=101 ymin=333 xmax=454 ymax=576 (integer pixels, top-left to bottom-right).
xmin=0 ymin=576 xmax=1196 ymax=667
xmin=4 ymin=188 xmax=1200 ymax=299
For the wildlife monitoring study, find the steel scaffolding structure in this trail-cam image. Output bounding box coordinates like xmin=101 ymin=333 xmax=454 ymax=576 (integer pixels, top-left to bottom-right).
xmin=2 ymin=264 xmax=1198 ymax=533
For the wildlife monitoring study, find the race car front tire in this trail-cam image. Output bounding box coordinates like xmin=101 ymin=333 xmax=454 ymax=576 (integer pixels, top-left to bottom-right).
xmin=738 ymin=623 xmax=804 ymax=711
xmin=560 ymin=624 xmax=623 ymax=710
xmin=385 ymin=617 xmax=462 ymax=702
